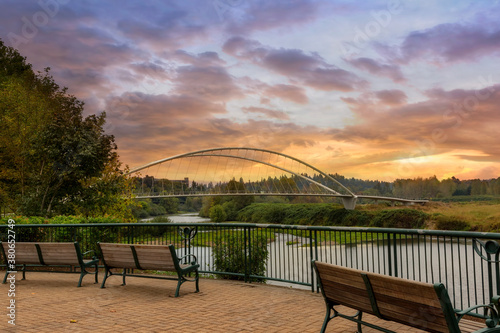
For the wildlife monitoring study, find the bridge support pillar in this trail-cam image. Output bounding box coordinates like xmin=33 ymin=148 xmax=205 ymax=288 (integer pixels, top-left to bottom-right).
xmin=342 ymin=197 xmax=358 ymax=210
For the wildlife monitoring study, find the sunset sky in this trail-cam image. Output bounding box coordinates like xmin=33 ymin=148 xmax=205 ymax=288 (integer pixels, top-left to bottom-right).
xmin=1 ymin=0 xmax=499 ymax=181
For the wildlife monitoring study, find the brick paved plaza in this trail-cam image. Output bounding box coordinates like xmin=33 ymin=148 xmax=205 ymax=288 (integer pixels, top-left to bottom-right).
xmin=1 ymin=272 xmax=425 ymax=332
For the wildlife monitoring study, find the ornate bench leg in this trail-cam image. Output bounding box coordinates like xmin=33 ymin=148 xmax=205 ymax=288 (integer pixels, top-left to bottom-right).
xmin=100 ymin=267 xmax=110 ymax=288
xmin=122 ymin=268 xmax=126 ymax=286
xmin=175 ymin=276 xmax=183 ymax=297
xmin=77 ymin=270 xmax=86 ymax=287
xmin=195 ymin=270 xmax=199 ymax=293
xmin=320 ymin=304 xmax=332 ymax=333
xmin=357 ymin=312 xmax=363 ymax=333
xmin=94 ymin=263 xmax=99 ymax=284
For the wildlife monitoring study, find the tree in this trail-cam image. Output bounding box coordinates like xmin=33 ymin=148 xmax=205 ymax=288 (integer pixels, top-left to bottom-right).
xmin=0 ymin=39 xmax=131 ymax=217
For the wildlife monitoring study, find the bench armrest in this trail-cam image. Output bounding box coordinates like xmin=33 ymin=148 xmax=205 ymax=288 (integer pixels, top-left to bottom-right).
xmin=456 ymin=302 xmax=500 ymax=328
xmin=82 ymin=250 xmax=98 ymax=260
xmin=178 ymin=253 xmax=197 ymax=265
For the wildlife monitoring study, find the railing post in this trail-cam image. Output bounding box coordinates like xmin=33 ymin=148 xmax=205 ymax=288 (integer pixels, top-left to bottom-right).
xmin=247 ymin=227 xmax=252 ymax=283
xmin=310 ymin=230 xmax=315 ymax=292
xmin=393 ymin=233 xmax=398 ymax=278
xmin=314 ymin=230 xmax=319 ymax=293
xmin=387 ymin=233 xmax=392 ymax=277
xmin=244 ymin=227 xmax=248 ymax=283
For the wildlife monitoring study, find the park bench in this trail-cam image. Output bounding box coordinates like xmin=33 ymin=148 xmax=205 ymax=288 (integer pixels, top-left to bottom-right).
xmin=97 ymin=243 xmax=199 ymax=297
xmin=0 ymin=241 xmax=98 ymax=287
xmin=312 ymin=260 xmax=500 ymax=333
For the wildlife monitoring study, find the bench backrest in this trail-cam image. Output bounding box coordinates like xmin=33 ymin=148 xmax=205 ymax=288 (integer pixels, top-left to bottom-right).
xmin=2 ymin=242 xmax=41 ymax=265
xmin=365 ymin=272 xmax=456 ymax=333
xmin=313 ymin=261 xmax=460 ymax=333
xmin=98 ymin=243 xmax=177 ymax=271
xmin=98 ymin=243 xmax=137 ymax=269
xmin=1 ymin=242 xmax=81 ymax=266
xmin=37 ymin=243 xmax=80 ymax=265
xmin=313 ymin=260 xmax=376 ymax=315
xmin=133 ymin=244 xmax=176 ymax=271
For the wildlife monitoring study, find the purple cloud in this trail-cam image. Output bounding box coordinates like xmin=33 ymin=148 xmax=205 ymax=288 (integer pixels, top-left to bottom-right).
xmin=242 ymin=106 xmax=290 ymax=120
xmin=375 ymin=89 xmax=407 ymax=105
xmin=265 ymin=84 xmax=308 ymax=104
xmin=223 ymin=36 xmax=366 ymax=91
xmin=397 ymin=21 xmax=500 ymax=64
xmin=347 ymin=57 xmax=405 ymax=82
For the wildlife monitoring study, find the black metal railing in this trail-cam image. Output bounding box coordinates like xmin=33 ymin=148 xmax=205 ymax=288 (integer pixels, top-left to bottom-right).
xmin=1 ymin=222 xmax=499 ymax=317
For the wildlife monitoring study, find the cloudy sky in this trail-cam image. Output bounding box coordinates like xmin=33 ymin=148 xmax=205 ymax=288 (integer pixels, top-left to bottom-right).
xmin=1 ymin=0 xmax=499 ymax=181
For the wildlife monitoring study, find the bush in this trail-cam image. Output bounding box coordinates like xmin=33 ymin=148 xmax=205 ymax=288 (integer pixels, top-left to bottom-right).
xmin=433 ymin=215 xmax=470 ymax=231
xmin=209 ymin=204 xmax=227 ymax=222
xmin=370 ymin=209 xmax=428 ymax=229
xmin=0 ymin=215 xmax=124 ymax=254
xmin=222 ymin=201 xmax=238 ymax=221
xmin=0 ymin=216 xmax=47 ymax=242
xmin=212 ymin=232 xmax=269 ymax=281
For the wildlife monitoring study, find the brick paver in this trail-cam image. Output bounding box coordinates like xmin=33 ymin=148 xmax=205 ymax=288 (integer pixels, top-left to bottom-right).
xmin=1 ymin=272 xmax=426 ymax=332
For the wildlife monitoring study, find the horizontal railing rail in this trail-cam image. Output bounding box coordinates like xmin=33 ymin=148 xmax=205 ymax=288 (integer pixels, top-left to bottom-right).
xmin=1 ymin=222 xmax=498 ymax=318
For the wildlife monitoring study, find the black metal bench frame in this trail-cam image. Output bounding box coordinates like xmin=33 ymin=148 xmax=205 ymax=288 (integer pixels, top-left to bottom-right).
xmin=97 ymin=242 xmax=199 ymax=297
xmin=0 ymin=241 xmax=98 ymax=287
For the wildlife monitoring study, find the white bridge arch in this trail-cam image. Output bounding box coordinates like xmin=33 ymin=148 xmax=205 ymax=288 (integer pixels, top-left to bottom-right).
xmin=126 ymin=147 xmax=427 ymax=210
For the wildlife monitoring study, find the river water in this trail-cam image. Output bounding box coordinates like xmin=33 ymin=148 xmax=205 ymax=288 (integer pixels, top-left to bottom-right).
xmin=141 ymin=213 xmax=210 ymax=223
xmin=142 ymin=214 xmax=493 ymax=309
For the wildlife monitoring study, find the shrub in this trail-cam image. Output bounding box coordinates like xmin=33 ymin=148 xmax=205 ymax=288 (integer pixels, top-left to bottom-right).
xmin=0 ymin=216 xmax=124 ymax=254
xmin=212 ymin=232 xmax=269 ymax=282
xmin=222 ymin=201 xmax=238 ymax=221
xmin=0 ymin=216 xmax=47 ymax=241
xmin=370 ymin=209 xmax=428 ymax=229
xmin=209 ymin=204 xmax=227 ymax=222
xmin=433 ymin=215 xmax=470 ymax=231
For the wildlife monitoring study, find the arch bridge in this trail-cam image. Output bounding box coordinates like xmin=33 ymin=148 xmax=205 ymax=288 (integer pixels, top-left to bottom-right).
xmin=126 ymin=147 xmax=428 ymax=210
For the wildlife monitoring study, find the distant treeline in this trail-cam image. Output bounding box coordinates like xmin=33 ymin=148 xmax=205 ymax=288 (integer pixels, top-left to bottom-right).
xmin=136 ymin=173 xmax=500 ymax=201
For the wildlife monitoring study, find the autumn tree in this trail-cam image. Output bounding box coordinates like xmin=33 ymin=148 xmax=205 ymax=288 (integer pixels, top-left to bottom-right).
xmin=0 ymin=39 xmax=133 ymax=218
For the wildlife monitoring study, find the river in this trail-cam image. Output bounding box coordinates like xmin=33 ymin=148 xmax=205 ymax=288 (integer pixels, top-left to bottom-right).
xmin=140 ymin=213 xmax=210 ymax=223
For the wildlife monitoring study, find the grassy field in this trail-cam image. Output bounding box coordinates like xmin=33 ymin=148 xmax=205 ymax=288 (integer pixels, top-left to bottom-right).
xmin=360 ymin=200 xmax=500 ymax=232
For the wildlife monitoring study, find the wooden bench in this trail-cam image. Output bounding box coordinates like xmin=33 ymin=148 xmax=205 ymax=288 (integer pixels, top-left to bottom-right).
xmin=312 ymin=260 xmax=500 ymax=333
xmin=97 ymin=243 xmax=199 ymax=297
xmin=0 ymin=241 xmax=98 ymax=287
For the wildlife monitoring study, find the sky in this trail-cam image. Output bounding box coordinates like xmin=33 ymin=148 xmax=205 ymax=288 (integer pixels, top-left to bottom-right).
xmin=1 ymin=0 xmax=500 ymax=182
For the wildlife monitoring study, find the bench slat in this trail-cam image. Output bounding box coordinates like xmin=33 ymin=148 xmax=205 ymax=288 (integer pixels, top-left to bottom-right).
xmin=2 ymin=243 xmax=40 ymax=264
xmin=366 ymin=273 xmax=450 ymax=333
xmin=315 ymin=262 xmax=374 ymax=314
xmin=367 ymin=273 xmax=439 ymax=303
xmin=375 ymin=295 xmax=449 ymax=333
xmin=133 ymin=245 xmax=176 ymax=271
xmin=99 ymin=244 xmax=136 ymax=269
xmin=37 ymin=243 xmax=79 ymax=265
xmin=459 ymin=319 xmax=487 ymax=333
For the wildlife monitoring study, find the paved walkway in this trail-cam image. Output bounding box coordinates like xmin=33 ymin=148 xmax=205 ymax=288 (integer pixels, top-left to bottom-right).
xmin=1 ymin=272 xmax=425 ymax=332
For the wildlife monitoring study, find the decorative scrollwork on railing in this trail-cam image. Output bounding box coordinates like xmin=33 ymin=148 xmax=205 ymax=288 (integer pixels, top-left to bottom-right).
xmin=178 ymin=226 xmax=198 ymax=241
xmin=473 ymin=239 xmax=500 ymax=263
